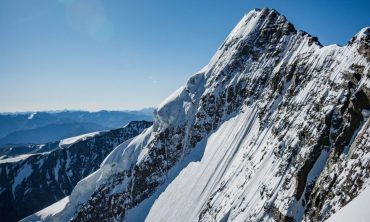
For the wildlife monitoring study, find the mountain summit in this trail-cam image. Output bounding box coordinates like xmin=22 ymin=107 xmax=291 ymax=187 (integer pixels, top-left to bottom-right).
xmin=23 ymin=8 xmax=370 ymax=222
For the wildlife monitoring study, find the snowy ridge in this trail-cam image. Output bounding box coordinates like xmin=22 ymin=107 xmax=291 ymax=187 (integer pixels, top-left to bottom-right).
xmin=0 ymin=154 xmax=36 ymax=164
xmin=0 ymin=132 xmax=102 ymax=164
xmin=59 ymin=131 xmax=101 ymax=147
xmin=24 ymin=8 xmax=370 ymax=222
xmin=1 ymin=121 xmax=152 ymax=222
xmin=35 ymin=197 xmax=70 ymax=220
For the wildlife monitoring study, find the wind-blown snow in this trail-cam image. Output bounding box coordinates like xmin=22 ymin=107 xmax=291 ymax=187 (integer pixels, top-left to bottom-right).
xmin=154 ymin=72 xmax=205 ymax=131
xmin=101 ymin=126 xmax=154 ymax=170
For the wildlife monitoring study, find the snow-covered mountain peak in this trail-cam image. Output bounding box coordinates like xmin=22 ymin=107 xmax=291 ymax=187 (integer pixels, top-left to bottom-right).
xmin=353 ymin=26 xmax=370 ymax=41
xmin=23 ymin=8 xmax=370 ymax=222
xmin=233 ymin=8 xmax=295 ymax=38
xmin=208 ymin=8 xmax=298 ymax=68
xmin=349 ymin=26 xmax=370 ymax=61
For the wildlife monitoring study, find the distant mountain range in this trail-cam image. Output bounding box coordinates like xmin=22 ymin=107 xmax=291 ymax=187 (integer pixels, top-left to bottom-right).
xmin=0 ymin=109 xmax=153 ymax=147
xmin=0 ymin=120 xmax=152 ymax=222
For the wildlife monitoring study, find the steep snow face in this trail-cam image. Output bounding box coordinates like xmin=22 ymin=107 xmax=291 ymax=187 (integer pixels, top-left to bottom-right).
xmin=324 ymin=185 xmax=370 ymax=222
xmin=145 ymin=105 xmax=261 ymax=222
xmin=25 ymin=9 xmax=370 ymax=222
xmin=36 ymin=197 xmax=70 ymax=220
xmin=154 ymin=72 xmax=205 ymax=131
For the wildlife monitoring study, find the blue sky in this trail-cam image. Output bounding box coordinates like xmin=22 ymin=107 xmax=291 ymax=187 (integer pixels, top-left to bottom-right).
xmin=0 ymin=0 xmax=369 ymax=112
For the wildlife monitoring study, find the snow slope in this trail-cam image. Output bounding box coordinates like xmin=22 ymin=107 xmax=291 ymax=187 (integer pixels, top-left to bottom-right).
xmin=36 ymin=197 xmax=70 ymax=220
xmin=145 ymin=105 xmax=262 ymax=222
xmin=24 ymin=8 xmax=370 ymax=222
xmin=325 ymin=186 xmax=370 ymax=222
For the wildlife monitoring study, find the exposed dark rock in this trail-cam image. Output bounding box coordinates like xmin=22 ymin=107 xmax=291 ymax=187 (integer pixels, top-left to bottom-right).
xmin=0 ymin=121 xmax=152 ymax=222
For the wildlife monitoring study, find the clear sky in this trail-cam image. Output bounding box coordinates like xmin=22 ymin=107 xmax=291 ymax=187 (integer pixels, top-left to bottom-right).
xmin=0 ymin=0 xmax=369 ymax=112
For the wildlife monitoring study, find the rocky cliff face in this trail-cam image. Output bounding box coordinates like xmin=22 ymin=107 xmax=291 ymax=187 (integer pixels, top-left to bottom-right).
xmin=24 ymin=8 xmax=370 ymax=222
xmin=0 ymin=121 xmax=152 ymax=222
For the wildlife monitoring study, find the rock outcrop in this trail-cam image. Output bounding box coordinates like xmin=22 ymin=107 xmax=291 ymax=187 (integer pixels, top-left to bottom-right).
xmin=23 ymin=8 xmax=370 ymax=222
xmin=0 ymin=121 xmax=152 ymax=222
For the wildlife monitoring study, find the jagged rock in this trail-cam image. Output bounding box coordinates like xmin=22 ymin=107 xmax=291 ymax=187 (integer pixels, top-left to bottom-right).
xmin=0 ymin=121 xmax=151 ymax=222
xmin=22 ymin=8 xmax=370 ymax=222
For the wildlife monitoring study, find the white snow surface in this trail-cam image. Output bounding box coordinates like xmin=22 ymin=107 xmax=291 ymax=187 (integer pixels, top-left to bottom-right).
xmin=23 ymin=8 xmax=370 ymax=222
xmin=28 ymin=112 xmax=37 ymax=120
xmin=59 ymin=131 xmax=101 ymax=146
xmin=325 ymin=186 xmax=370 ymax=222
xmin=101 ymin=126 xmax=154 ymax=170
xmin=21 ymin=127 xmax=155 ymax=222
xmin=0 ymin=131 xmax=102 ymax=164
xmin=0 ymin=154 xmax=35 ymax=164
xmin=145 ymin=105 xmax=261 ymax=222
xmin=25 ymin=197 xmax=70 ymax=221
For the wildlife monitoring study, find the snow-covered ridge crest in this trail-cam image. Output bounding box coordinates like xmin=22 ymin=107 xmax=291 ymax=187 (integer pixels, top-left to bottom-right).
xmin=58 ymin=131 xmax=101 ymax=147
xmin=154 ymin=71 xmax=206 ymax=131
xmin=351 ymin=26 xmax=370 ymax=42
xmin=1 ymin=121 xmax=152 ymax=222
xmin=24 ymin=8 xmax=370 ymax=222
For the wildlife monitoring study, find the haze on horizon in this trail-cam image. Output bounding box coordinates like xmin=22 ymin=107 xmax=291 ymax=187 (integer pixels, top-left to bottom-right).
xmin=1 ymin=0 xmax=369 ymax=112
